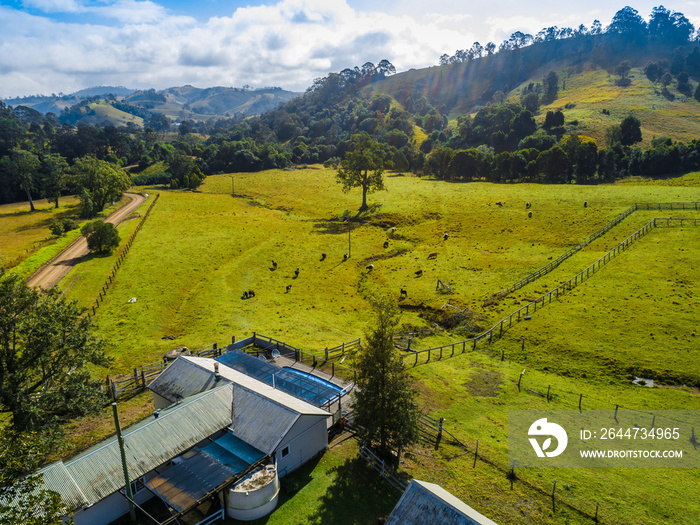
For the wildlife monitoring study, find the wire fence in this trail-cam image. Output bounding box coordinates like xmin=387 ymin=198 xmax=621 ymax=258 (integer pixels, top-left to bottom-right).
xmin=484 ymin=202 xmax=699 ymax=305
xmin=87 ymin=193 xmax=160 ymax=320
xmin=403 ymin=216 xmax=698 ymax=368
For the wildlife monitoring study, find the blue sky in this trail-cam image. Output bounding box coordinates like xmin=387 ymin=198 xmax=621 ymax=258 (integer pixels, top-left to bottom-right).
xmin=1 ymin=1 xmax=698 ymax=99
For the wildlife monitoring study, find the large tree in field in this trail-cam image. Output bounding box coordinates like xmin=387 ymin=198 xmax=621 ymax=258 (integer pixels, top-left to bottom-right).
xmin=353 ymin=296 xmax=419 ymax=464
xmin=0 ymin=272 xmax=112 ymax=431
xmin=72 ymin=155 xmax=131 ymax=218
xmin=336 ymin=132 xmax=385 ymax=212
xmin=41 ymin=153 xmax=69 ymax=209
xmin=0 ymin=148 xmax=41 ymax=211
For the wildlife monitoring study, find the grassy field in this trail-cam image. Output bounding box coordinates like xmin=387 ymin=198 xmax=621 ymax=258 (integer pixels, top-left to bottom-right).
xmin=0 ymin=196 xmax=81 ymax=270
xmin=534 ymin=67 xmax=700 ymax=148
xmin=5 ymin=167 xmax=700 ymax=524
xmin=89 ymin=101 xmax=144 ymax=128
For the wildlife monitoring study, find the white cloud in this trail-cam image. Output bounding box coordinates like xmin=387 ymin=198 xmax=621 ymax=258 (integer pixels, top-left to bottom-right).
xmin=3 ymin=0 xmax=692 ymax=100
xmin=21 ymin=0 xmax=84 ymax=13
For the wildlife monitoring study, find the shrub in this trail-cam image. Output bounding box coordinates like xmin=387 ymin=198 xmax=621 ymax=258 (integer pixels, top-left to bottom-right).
xmin=49 ymin=218 xmax=65 ymax=237
xmin=49 ymin=218 xmax=79 ymax=237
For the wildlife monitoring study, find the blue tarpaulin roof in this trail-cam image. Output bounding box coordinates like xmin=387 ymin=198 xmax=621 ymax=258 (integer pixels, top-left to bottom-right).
xmin=216 ymin=349 xmax=342 ymax=407
xmin=202 ymin=433 xmax=265 ymax=472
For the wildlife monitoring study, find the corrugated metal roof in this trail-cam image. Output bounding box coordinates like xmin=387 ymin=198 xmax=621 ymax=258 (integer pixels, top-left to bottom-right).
xmin=65 ymin=384 xmax=235 ymax=505
xmin=0 ymin=461 xmax=87 ymax=516
xmin=228 ymin=383 xmax=299 ymax=454
xmin=146 ymin=449 xmax=236 ymax=513
xmin=386 ymin=480 xmax=499 ymax=525
xmin=148 ymin=356 xmax=220 ymax=403
xmin=150 ymin=356 xmax=330 ymax=417
xmin=36 ymin=461 xmax=88 ymax=511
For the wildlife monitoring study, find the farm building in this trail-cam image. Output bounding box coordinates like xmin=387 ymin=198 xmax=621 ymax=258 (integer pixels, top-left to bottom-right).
xmin=386 ymin=479 xmax=499 ymax=525
xmin=148 ymin=355 xmax=333 ymax=476
xmin=148 ymin=350 xmax=350 ymax=426
xmin=17 ymin=363 xmax=333 ymax=525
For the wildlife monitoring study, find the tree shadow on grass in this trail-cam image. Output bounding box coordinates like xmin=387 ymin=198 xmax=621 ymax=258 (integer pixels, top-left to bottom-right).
xmin=306 ymin=456 xmax=401 ymax=525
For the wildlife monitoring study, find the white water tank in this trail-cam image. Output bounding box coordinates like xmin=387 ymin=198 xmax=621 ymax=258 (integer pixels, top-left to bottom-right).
xmin=226 ymin=465 xmax=279 ymax=520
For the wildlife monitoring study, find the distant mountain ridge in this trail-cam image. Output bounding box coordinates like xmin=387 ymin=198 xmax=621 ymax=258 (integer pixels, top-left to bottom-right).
xmin=2 ymin=85 xmax=301 ymax=126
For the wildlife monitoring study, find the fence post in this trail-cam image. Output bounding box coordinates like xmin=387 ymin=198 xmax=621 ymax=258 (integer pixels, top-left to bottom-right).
xmin=111 ymin=381 xmax=118 ymax=400
xmin=133 ymin=368 xmax=138 ymax=388
xmin=141 ymin=369 xmax=146 ymax=389
xmin=325 ymin=347 xmax=329 ymax=361
xmin=435 ymin=417 xmax=444 ymax=450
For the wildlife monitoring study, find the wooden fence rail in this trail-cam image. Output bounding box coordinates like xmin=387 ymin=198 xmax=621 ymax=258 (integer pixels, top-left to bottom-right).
xmin=403 ymin=215 xmax=699 ymax=367
xmin=87 ymin=193 xmax=160 ymax=320
xmin=484 ymin=202 xmax=699 ymax=305
xmin=357 ymin=444 xmax=409 ymax=493
xmin=106 ymin=333 xmax=361 ymax=400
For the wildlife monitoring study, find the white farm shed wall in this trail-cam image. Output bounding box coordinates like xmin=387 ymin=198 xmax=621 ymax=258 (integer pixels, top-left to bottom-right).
xmin=275 ymin=414 xmax=328 ymax=477
xmin=72 ymin=479 xmax=154 ymax=525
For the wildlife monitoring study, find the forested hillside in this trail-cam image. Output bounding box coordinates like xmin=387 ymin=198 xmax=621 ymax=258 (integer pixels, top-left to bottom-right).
xmin=2 ymin=6 xmax=700 ymax=208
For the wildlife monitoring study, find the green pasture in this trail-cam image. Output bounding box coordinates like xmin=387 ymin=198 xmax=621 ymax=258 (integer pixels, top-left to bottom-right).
xmin=89 ymin=101 xmax=144 ymax=128
xmin=3 ymin=195 xmax=137 ymax=280
xmin=55 ymin=168 xmax=700 ymax=380
xmin=534 ymin=68 xmax=700 ymax=148
xmin=0 ymin=196 xmax=81 ymax=270
xmin=7 ymin=167 xmax=699 ymax=524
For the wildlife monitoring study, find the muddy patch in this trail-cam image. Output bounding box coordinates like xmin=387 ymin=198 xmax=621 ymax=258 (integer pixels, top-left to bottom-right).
xmin=463 ymin=364 xmax=503 ymax=397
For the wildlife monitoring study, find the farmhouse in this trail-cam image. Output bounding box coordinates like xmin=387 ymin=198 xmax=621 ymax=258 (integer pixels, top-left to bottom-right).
xmin=386 ymin=479 xmax=499 ymax=525
xmin=148 ymin=355 xmax=334 ymax=476
xmin=18 ymin=353 xmax=336 ymax=525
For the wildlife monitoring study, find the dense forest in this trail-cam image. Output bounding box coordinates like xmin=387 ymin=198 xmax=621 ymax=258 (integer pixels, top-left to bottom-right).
xmin=2 ymin=5 xmax=700 ymax=210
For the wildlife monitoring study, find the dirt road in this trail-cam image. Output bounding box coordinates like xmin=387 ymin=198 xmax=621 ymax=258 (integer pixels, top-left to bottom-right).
xmin=26 ymin=193 xmax=148 ymax=289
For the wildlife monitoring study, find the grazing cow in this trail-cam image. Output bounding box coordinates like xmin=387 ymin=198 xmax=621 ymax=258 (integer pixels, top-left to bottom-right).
xmin=526 ymin=202 xmax=531 ymax=209
xmin=383 ymin=241 xmax=389 ymax=248
xmin=248 ymin=290 xmax=255 ymax=297
xmin=294 ymin=268 xmax=300 ymax=278
xmin=428 ymin=252 xmax=438 ymax=259
xmin=584 ymin=201 xmax=588 ymax=208
xmin=343 ymin=253 xmax=349 ymax=260
xmin=286 ymin=284 xmax=292 ymax=293
xmin=528 ymin=211 xmax=533 ymax=218
xmin=496 ymin=201 xmax=503 ymax=207
xmin=391 ymin=227 xmax=397 ymax=233
xmin=443 ymin=233 xmax=449 ymax=240
xmin=321 ymin=252 xmax=326 ymax=261
xmin=272 ymin=260 xmax=278 ymax=270
xmin=400 ymin=288 xmax=407 ymax=298
xmin=366 ymin=264 xmax=374 ymax=270
xmin=242 ymin=291 xmax=248 ymax=299
xmin=415 ymin=269 xmax=423 ymax=277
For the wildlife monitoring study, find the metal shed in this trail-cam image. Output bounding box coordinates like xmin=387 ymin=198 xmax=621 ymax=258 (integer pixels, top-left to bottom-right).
xmin=386 ymin=480 xmax=499 ymax=525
